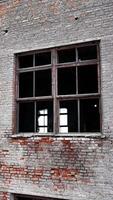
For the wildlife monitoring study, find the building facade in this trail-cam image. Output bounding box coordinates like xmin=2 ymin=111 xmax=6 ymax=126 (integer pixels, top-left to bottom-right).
xmin=0 ymin=0 xmax=113 ymax=199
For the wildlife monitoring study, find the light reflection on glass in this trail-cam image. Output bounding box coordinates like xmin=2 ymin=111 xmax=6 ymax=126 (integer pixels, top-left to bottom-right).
xmin=59 ymin=108 xmax=68 ymax=133
xmin=37 ymin=109 xmax=48 ymax=133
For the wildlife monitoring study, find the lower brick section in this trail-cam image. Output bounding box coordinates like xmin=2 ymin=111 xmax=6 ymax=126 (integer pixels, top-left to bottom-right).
xmin=0 ymin=192 xmax=10 ymax=200
xmin=0 ymin=136 xmax=113 ymax=199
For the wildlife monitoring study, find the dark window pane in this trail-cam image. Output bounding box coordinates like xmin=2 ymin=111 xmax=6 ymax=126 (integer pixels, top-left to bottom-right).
xmin=35 ymin=69 xmax=51 ymax=96
xmin=35 ymin=52 xmax=51 ymax=66
xmin=78 ymin=45 xmax=97 ymax=61
xmin=19 ymin=102 xmax=34 ymax=132
xmin=18 ymin=55 xmax=33 ymax=68
xmin=17 ymin=197 xmax=64 ymax=200
xmin=58 ymin=48 xmax=75 ymax=63
xmin=17 ymin=198 xmax=31 ymax=200
xmin=80 ymin=99 xmax=100 ymax=132
xmin=58 ymin=67 xmax=76 ymax=95
xmin=59 ymin=101 xmax=78 ymax=132
xmin=78 ymin=65 xmax=98 ymax=94
xmin=19 ymin=72 xmax=33 ymax=97
xmin=36 ymin=101 xmax=53 ymax=133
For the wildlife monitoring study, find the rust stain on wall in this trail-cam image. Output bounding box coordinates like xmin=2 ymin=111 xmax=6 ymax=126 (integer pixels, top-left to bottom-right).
xmin=49 ymin=0 xmax=60 ymax=15
xmin=0 ymin=4 xmax=7 ymax=16
xmin=51 ymin=168 xmax=79 ymax=180
xmin=0 ymin=0 xmax=21 ymax=17
xmin=0 ymin=164 xmax=44 ymax=183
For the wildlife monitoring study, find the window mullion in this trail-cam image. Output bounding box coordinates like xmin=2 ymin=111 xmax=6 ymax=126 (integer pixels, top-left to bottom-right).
xmin=33 ymin=54 xmax=35 ymax=97
xmin=33 ymin=54 xmax=36 ymax=132
xmin=17 ymin=102 xmax=19 ymax=133
xmin=97 ymin=44 xmax=100 ymax=94
xmin=16 ymin=57 xmax=20 ymax=133
xmin=34 ymin=101 xmax=36 ymax=132
xmin=76 ymin=48 xmax=80 ymax=132
xmin=77 ymin=99 xmax=80 ymax=132
xmin=76 ymin=47 xmax=78 ymax=95
xmin=17 ymin=57 xmax=19 ymax=98
xmin=52 ymin=49 xmax=58 ymax=133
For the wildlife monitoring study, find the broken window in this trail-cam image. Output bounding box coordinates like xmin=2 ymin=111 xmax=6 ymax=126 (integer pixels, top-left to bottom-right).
xmin=35 ymin=51 xmax=51 ymax=66
xmin=80 ymin=99 xmax=100 ymax=132
xmin=19 ymin=102 xmax=34 ymax=132
xmin=59 ymin=101 xmax=78 ymax=133
xmin=78 ymin=45 xmax=97 ymax=61
xmin=17 ymin=42 xmax=100 ymax=134
xmin=35 ymin=69 xmax=51 ymax=96
xmin=18 ymin=54 xmax=33 ymax=68
xmin=19 ymin=72 xmax=33 ymax=97
xmin=78 ymin=65 xmax=98 ymax=94
xmin=58 ymin=48 xmax=75 ymax=63
xmin=36 ymin=101 xmax=53 ymax=133
xmin=58 ymin=67 xmax=76 ymax=95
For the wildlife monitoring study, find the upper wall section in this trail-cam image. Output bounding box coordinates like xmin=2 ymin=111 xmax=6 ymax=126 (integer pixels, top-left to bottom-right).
xmin=0 ymin=0 xmax=113 ymax=53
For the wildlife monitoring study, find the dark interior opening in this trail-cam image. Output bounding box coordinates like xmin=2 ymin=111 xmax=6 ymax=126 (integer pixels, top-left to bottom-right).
xmin=60 ymin=100 xmax=78 ymax=132
xmin=19 ymin=102 xmax=34 ymax=132
xmin=19 ymin=54 xmax=33 ymax=68
xmin=35 ymin=69 xmax=51 ymax=96
xmin=78 ymin=45 xmax=97 ymax=61
xmin=58 ymin=48 xmax=75 ymax=63
xmin=80 ymin=99 xmax=100 ymax=132
xmin=15 ymin=195 xmax=64 ymax=200
xmin=36 ymin=101 xmax=53 ymax=133
xmin=78 ymin=65 xmax=98 ymax=94
xmin=19 ymin=72 xmax=33 ymax=98
xmin=35 ymin=52 xmax=51 ymax=66
xmin=16 ymin=198 xmax=31 ymax=200
xmin=58 ymin=67 xmax=76 ymax=95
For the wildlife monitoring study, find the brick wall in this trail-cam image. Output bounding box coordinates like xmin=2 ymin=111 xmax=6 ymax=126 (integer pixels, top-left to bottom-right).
xmin=0 ymin=0 xmax=113 ymax=200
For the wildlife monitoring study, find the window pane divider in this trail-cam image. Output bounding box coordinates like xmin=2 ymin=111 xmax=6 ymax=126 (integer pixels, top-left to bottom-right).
xmin=16 ymin=102 xmax=19 ymax=133
xmin=33 ymin=54 xmax=35 ymax=97
xmin=97 ymin=44 xmax=101 ymax=93
xmin=56 ymin=93 xmax=100 ymax=100
xmin=52 ymin=49 xmax=58 ymax=134
xmin=78 ymin=99 xmax=80 ymax=132
xmin=56 ymin=59 xmax=98 ymax=68
xmin=77 ymin=59 xmax=98 ymax=66
xmin=34 ymin=101 xmax=36 ymax=132
xmin=17 ymin=96 xmax=53 ymax=102
xmin=57 ymin=62 xmax=77 ymax=68
xmin=17 ymin=64 xmax=52 ymax=73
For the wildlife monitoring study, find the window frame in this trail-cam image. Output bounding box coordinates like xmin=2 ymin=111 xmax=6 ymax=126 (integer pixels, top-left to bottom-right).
xmin=16 ymin=41 xmax=101 ymax=135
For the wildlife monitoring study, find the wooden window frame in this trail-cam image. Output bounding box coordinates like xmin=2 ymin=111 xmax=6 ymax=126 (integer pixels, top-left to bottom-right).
xmin=16 ymin=41 xmax=101 ymax=135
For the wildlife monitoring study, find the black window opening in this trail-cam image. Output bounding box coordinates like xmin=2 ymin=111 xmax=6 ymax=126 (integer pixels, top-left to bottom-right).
xmin=15 ymin=194 xmax=64 ymax=200
xmin=17 ymin=42 xmax=100 ymax=134
xmin=57 ymin=48 xmax=76 ymax=63
xmin=15 ymin=198 xmax=63 ymax=200
xmin=58 ymin=67 xmax=76 ymax=95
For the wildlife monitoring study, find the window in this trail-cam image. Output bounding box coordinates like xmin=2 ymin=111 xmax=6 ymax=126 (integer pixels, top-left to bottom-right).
xmin=14 ymin=194 xmax=64 ymax=200
xmin=16 ymin=41 xmax=100 ymax=134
